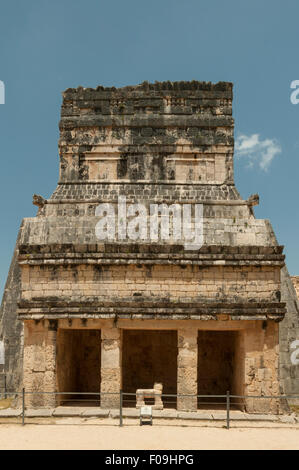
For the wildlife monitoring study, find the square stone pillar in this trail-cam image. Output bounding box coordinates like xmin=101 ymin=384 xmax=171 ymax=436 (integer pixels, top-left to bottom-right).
xmin=100 ymin=327 xmax=122 ymax=409
xmin=44 ymin=321 xmax=58 ymax=408
xmin=23 ymin=320 xmax=57 ymax=408
xmin=177 ymin=329 xmax=198 ymax=411
xmin=244 ymin=321 xmax=280 ymax=414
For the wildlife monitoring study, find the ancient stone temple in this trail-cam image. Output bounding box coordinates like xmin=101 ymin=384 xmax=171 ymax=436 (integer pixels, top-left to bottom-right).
xmin=0 ymin=81 xmax=298 ymax=411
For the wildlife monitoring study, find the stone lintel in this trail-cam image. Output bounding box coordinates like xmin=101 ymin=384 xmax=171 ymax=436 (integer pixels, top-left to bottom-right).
xmin=18 ymin=243 xmax=284 ymax=256
xmin=18 ymin=259 xmax=285 ymax=268
xmin=17 ymin=300 xmax=286 ymax=322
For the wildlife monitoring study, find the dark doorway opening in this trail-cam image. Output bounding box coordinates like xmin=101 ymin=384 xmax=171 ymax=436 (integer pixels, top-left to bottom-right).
xmin=197 ymin=330 xmax=243 ymax=409
xmin=122 ymin=330 xmax=177 ymax=408
xmin=56 ymin=329 xmax=101 ymax=406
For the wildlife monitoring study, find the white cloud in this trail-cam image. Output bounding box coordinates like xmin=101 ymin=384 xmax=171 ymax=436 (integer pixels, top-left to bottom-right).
xmin=235 ymin=133 xmax=281 ymax=171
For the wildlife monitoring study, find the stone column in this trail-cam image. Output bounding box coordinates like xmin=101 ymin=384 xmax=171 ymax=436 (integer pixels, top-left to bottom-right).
xmin=23 ymin=320 xmax=57 ymax=409
xmin=244 ymin=321 xmax=280 ymax=414
xmin=23 ymin=321 xmax=35 ymax=409
xmin=177 ymin=329 xmax=198 ymax=411
xmin=100 ymin=328 xmax=122 ymax=409
xmin=44 ymin=320 xmax=57 ymax=408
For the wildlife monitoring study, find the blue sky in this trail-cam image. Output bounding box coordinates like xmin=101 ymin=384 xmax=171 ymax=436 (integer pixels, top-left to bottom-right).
xmin=0 ymin=0 xmax=298 ymax=297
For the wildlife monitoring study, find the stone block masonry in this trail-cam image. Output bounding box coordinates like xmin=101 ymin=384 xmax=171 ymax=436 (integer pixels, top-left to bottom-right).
xmin=100 ymin=328 xmax=122 ymax=408
xmin=291 ymin=277 xmax=299 ymax=299
xmin=0 ymin=81 xmax=298 ymax=410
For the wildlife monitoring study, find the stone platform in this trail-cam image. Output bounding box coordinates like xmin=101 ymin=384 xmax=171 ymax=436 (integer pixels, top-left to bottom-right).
xmin=0 ymin=407 xmax=297 ymax=424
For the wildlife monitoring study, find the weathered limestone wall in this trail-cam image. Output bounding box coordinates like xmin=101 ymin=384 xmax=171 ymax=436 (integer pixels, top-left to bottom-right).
xmin=100 ymin=327 xmax=122 ymax=408
xmin=58 ymin=82 xmax=234 ymax=189
xmin=280 ymin=268 xmax=299 ymax=399
xmin=177 ymin=329 xmax=198 ymax=411
xmin=243 ymin=321 xmax=280 ymax=413
xmin=1 ymin=80 xmax=295 ymax=409
xmin=0 ymin=227 xmax=23 ymax=394
xmin=23 ymin=320 xmax=57 ymax=408
xmin=20 ymin=264 xmax=281 ymax=304
xmin=291 ymin=276 xmax=299 ymax=299
xmin=19 ymin=213 xmax=277 ymax=245
xmin=262 ymin=221 xmax=299 ymax=399
xmin=233 ymin=330 xmax=245 ymax=407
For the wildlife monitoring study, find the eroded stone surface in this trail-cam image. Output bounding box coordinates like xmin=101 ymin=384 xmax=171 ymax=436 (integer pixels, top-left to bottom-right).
xmin=0 ymin=81 xmax=297 ymax=411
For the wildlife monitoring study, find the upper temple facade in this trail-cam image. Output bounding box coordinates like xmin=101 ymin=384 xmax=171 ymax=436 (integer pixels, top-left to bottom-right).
xmin=0 ymin=81 xmax=298 ymax=412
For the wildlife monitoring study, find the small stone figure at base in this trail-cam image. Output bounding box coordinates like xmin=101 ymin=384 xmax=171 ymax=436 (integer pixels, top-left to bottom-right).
xmin=136 ymin=382 xmax=163 ymax=410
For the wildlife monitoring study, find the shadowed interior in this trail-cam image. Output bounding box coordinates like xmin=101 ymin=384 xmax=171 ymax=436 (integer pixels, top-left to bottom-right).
xmin=197 ymin=330 xmax=243 ymax=408
xmin=56 ymin=329 xmax=101 ymax=405
xmin=122 ymin=329 xmax=177 ymax=408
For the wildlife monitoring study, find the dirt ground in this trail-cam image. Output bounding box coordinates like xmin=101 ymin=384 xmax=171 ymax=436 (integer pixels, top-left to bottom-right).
xmin=0 ymin=423 xmax=298 ymax=450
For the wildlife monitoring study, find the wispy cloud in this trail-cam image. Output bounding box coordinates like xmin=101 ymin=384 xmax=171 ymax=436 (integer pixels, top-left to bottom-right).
xmin=235 ymin=133 xmax=281 ymax=171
